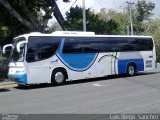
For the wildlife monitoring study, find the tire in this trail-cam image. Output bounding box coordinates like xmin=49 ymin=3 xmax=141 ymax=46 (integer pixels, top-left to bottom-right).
xmin=51 ymin=69 xmax=66 ymax=85
xmin=127 ymin=64 xmax=136 ymax=76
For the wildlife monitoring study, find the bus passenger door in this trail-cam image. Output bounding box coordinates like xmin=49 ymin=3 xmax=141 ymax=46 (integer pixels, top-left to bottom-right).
xmin=26 ymin=36 xmax=61 ymax=84
xmin=26 ymin=59 xmax=51 ymax=84
xmin=96 ymin=53 xmax=114 ymax=77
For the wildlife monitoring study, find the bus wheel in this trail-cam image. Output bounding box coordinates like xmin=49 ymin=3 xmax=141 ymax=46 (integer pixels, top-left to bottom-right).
xmin=127 ymin=63 xmax=136 ymax=76
xmin=51 ymin=69 xmax=66 ymax=85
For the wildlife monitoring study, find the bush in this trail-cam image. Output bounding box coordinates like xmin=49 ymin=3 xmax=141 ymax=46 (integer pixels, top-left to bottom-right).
xmin=156 ymin=45 xmax=160 ymax=62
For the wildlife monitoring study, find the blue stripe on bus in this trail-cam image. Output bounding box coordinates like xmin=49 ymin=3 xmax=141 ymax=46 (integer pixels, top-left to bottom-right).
xmin=8 ymin=74 xmax=27 ymax=84
xmin=56 ymin=53 xmax=98 ymax=72
xmin=118 ymin=59 xmax=144 ymax=74
xmin=56 ymin=38 xmax=98 ymax=72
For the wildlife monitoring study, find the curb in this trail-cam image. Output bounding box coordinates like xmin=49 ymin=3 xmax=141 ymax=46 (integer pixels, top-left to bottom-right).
xmin=0 ymin=81 xmax=18 ymax=89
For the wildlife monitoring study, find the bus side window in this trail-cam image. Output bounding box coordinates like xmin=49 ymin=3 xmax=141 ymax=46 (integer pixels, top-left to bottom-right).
xmin=26 ymin=48 xmax=40 ymax=62
xmin=63 ymin=38 xmax=83 ymax=53
xmin=40 ymin=45 xmax=55 ymax=59
xmin=26 ymin=48 xmax=35 ymax=62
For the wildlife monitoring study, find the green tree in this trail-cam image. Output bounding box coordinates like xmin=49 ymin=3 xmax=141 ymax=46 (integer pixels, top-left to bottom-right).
xmin=0 ymin=0 xmax=69 ymax=44
xmin=133 ymin=0 xmax=155 ymax=34
xmin=0 ymin=3 xmax=30 ymax=43
xmin=143 ymin=18 xmax=160 ymax=62
xmin=0 ymin=0 xmax=52 ymax=31
xmin=95 ymin=1 xmax=155 ymax=35
xmin=65 ymin=6 xmax=120 ymax=35
xmin=98 ymin=9 xmax=128 ymax=35
xmin=135 ymin=0 xmax=155 ymax=22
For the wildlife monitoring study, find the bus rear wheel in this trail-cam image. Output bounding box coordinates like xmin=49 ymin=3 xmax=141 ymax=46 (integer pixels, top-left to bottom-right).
xmin=51 ymin=69 xmax=66 ymax=85
xmin=127 ymin=64 xmax=136 ymax=76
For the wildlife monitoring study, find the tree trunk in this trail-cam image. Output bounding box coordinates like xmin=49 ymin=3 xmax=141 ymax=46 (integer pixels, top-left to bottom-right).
xmin=0 ymin=0 xmax=33 ymax=29
xmin=50 ymin=0 xmax=66 ymax=30
xmin=21 ymin=6 xmax=39 ymax=30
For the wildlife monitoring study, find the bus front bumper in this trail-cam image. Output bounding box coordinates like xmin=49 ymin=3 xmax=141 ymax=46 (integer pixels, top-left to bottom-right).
xmin=8 ymin=74 xmax=27 ymax=84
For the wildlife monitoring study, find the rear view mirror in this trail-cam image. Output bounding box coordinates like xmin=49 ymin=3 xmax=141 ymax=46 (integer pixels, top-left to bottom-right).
xmin=3 ymin=44 xmax=14 ymax=54
xmin=17 ymin=41 xmax=27 ymax=53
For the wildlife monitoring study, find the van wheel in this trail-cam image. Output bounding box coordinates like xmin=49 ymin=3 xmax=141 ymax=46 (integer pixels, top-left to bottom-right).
xmin=51 ymin=69 xmax=66 ymax=85
xmin=127 ymin=64 xmax=136 ymax=76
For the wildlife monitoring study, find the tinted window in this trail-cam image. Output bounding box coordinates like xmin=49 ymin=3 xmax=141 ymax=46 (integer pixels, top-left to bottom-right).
xmin=81 ymin=38 xmax=100 ymax=53
xmin=134 ymin=38 xmax=153 ymax=51
xmin=81 ymin=37 xmax=123 ymax=52
xmin=117 ymin=38 xmax=153 ymax=51
xmin=63 ymin=37 xmax=83 ymax=53
xmin=102 ymin=38 xmax=121 ymax=52
xmin=116 ymin=38 xmax=136 ymax=51
xmin=62 ymin=37 xmax=153 ymax=54
xmin=26 ymin=36 xmax=60 ymax=63
xmin=96 ymin=37 xmax=153 ymax=52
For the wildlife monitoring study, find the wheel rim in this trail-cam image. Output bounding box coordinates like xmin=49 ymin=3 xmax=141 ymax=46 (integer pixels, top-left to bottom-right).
xmin=55 ymin=72 xmax=64 ymax=83
xmin=128 ymin=65 xmax=135 ymax=75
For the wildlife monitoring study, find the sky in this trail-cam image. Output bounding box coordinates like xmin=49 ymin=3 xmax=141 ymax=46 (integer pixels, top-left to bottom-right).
xmin=48 ymin=0 xmax=160 ymax=25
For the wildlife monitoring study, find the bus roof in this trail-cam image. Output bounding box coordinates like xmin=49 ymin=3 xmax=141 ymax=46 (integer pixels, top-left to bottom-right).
xmin=14 ymin=31 xmax=153 ymax=39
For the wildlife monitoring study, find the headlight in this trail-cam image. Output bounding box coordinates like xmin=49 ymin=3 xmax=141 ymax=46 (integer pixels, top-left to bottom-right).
xmin=15 ymin=70 xmax=25 ymax=74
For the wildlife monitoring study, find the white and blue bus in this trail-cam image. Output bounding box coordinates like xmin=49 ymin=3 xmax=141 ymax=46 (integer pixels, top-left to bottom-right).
xmin=3 ymin=31 xmax=157 ymax=85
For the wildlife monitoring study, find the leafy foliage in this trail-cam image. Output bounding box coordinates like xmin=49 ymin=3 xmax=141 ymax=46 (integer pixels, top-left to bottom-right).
xmin=143 ymin=18 xmax=160 ymax=62
xmin=64 ymin=6 xmax=120 ymax=35
xmin=0 ymin=0 xmax=159 ymax=61
xmin=0 ymin=0 xmax=69 ymax=44
xmin=133 ymin=0 xmax=155 ymax=34
xmin=135 ymin=0 xmax=155 ymax=22
xmin=0 ymin=3 xmax=27 ymax=44
xmin=97 ymin=9 xmax=128 ymax=35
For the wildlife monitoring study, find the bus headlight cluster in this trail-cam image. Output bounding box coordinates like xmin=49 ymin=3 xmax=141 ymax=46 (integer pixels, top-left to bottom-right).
xmin=15 ymin=70 xmax=25 ymax=74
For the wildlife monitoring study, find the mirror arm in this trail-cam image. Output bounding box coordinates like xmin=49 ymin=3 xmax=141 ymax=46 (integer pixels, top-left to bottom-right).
xmin=3 ymin=44 xmax=14 ymax=54
xmin=17 ymin=41 xmax=27 ymax=53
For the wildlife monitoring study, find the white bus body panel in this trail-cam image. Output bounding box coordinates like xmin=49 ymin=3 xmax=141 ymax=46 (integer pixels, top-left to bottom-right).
xmin=7 ymin=32 xmax=157 ymax=85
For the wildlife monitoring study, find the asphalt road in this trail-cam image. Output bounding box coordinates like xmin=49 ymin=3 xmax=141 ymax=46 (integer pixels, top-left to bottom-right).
xmin=0 ymin=69 xmax=160 ymax=114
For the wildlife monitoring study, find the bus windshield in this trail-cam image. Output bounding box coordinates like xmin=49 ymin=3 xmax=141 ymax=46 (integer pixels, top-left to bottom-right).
xmin=11 ymin=37 xmax=26 ymax=62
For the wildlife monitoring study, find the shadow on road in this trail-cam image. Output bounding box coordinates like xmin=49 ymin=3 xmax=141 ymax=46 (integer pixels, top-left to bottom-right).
xmin=135 ymin=71 xmax=160 ymax=76
xmin=15 ymin=71 xmax=160 ymax=90
xmin=0 ymin=88 xmax=10 ymax=92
